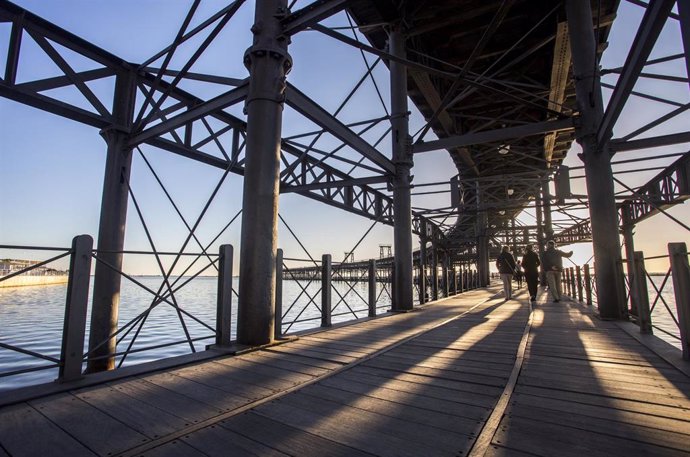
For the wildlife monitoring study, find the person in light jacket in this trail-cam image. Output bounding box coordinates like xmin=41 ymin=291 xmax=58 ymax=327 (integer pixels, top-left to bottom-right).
xmin=496 ymin=246 xmax=516 ymax=300
xmin=541 ymin=240 xmax=573 ymax=302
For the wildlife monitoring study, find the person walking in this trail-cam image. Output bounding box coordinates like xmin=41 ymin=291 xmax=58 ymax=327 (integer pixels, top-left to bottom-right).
xmin=496 ymin=246 xmax=516 ymax=300
xmin=514 ymin=260 xmax=523 ymax=288
xmin=521 ymin=244 xmax=540 ymax=302
xmin=541 ymin=240 xmax=573 ymax=302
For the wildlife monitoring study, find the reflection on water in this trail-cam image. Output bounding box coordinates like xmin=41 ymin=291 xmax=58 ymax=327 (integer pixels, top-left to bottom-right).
xmin=0 ymin=275 xmax=679 ymax=392
xmin=0 ymin=277 xmax=392 ymax=391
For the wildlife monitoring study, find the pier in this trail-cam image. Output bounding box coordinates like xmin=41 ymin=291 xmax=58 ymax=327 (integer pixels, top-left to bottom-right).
xmin=2 ymin=289 xmax=689 ymax=456
xmin=1 ymin=0 xmax=690 ymax=455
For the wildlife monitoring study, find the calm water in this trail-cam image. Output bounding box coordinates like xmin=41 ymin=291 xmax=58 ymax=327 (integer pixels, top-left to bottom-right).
xmin=0 ymin=276 xmax=680 ymax=392
xmin=0 ymin=277 xmax=392 ymax=391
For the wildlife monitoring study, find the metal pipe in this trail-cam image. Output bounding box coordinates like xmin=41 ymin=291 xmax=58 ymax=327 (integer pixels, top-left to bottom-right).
xmin=237 ymin=0 xmax=291 ymax=345
xmin=368 ymin=259 xmax=376 ymax=317
xmin=566 ymin=0 xmax=626 ymax=319
xmin=321 ymin=254 xmax=332 ymax=327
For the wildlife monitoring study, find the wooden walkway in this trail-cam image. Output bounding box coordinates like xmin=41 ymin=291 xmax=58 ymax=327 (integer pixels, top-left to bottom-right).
xmin=1 ymin=287 xmax=689 ymax=457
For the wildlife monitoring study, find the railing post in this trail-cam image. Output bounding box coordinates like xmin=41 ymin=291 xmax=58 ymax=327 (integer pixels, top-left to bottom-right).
xmin=570 ymin=267 xmax=577 ymax=298
xmin=668 ymin=243 xmax=690 ymax=359
xmin=59 ymin=234 xmax=93 ymax=383
xmin=576 ymin=266 xmax=583 ymax=302
xmin=215 ymin=244 xmax=234 ymax=347
xmin=368 ymin=259 xmax=376 ymax=317
xmin=274 ymin=248 xmax=283 ymax=339
xmin=632 ymin=252 xmax=652 ymax=334
xmin=321 ymin=254 xmax=332 ymax=327
xmin=584 ymin=264 xmax=593 ymax=306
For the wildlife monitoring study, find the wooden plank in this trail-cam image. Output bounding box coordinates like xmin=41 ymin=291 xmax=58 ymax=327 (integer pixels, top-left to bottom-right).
xmin=276 ymin=390 xmax=475 ymax=451
xmin=351 ymin=365 xmax=503 ymax=401
xmin=511 ymin=392 xmax=690 ymax=434
xmin=319 ymin=374 xmax=491 ymax=420
xmin=247 ymin=350 xmax=339 ymax=376
xmin=518 ymin=374 xmax=690 ymax=408
xmin=201 ymin=361 xmax=299 ymax=392
xmin=30 ymin=393 xmax=149 ymax=456
xmin=216 ymin=355 xmax=315 ymax=385
xmin=380 ymin=351 xmax=514 ymax=375
xmin=140 ymin=371 xmax=254 ymax=412
xmin=265 ymin=344 xmax=356 ymax=364
xmin=108 ymin=378 xmax=226 ymax=423
xmin=483 ymin=444 xmax=541 ymax=457
xmin=221 ymin=411 xmax=375 ymax=457
xmin=74 ymin=385 xmax=188 ymax=439
xmin=514 ymin=385 xmax=690 ymax=422
xmin=182 ymin=422 xmax=289 ymax=456
xmin=506 ymin=403 xmax=690 ymax=451
xmin=298 ymin=382 xmax=484 ymax=436
xmin=141 ymin=439 xmax=208 ymax=457
xmin=252 ymin=394 xmax=473 ymax=457
xmin=365 ymin=356 xmax=510 ymax=386
xmin=0 ymin=403 xmax=96 ymax=457
xmin=401 ymin=343 xmax=517 ymax=364
xmin=170 ymin=363 xmax=277 ymax=399
xmin=492 ymin=414 xmax=689 ymax=457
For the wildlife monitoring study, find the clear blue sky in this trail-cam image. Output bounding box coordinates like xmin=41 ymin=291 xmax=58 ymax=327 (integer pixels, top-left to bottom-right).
xmin=1 ymin=1 xmax=688 ymax=275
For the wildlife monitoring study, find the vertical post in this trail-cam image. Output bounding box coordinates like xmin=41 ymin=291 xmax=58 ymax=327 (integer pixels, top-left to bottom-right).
xmin=237 ymin=0 xmax=291 ymax=345
xmin=576 ymin=266 xmax=583 ymax=302
xmin=274 ymin=248 xmax=283 ymax=339
xmin=216 ymin=245 xmax=233 ymax=346
xmin=633 ymin=252 xmax=652 ymax=334
xmin=476 ymin=185 xmax=490 ymax=287
xmin=431 ymin=240 xmax=439 ymax=300
xmin=389 ymin=25 xmax=414 ymax=312
xmin=418 ymin=234 xmax=427 ymax=304
xmin=570 ymin=267 xmax=577 ymax=298
xmin=87 ymin=71 xmax=136 ymax=373
xmin=536 ymin=193 xmax=546 ymax=285
xmin=321 ymin=254 xmax=332 ymax=327
xmin=542 ymin=179 xmax=554 ymax=242
xmin=59 ymin=235 xmax=93 ymax=383
xmin=584 ymin=264 xmax=593 ymax=306
xmin=566 ymin=0 xmax=626 ymax=319
xmin=442 ymin=252 xmax=450 ymax=297
xmin=622 ymin=203 xmax=636 ymax=315
xmin=368 ymin=259 xmax=377 ymax=317
xmin=668 ymin=243 xmax=690 ymax=359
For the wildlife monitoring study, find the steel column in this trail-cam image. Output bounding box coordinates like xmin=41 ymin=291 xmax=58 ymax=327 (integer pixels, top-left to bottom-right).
xmin=237 ymin=0 xmax=291 ymax=345
xmin=87 ymin=71 xmax=136 ymax=373
xmin=275 ymin=248 xmax=283 ymax=339
xmin=668 ymin=243 xmax=690 ymax=359
xmin=476 ymin=185 xmax=490 ymax=287
xmin=632 ymin=251 xmax=652 ymax=335
xmin=566 ymin=0 xmax=625 ymax=319
xmin=389 ymin=26 xmax=414 ymax=311
xmin=542 ymin=178 xmax=554 ymax=241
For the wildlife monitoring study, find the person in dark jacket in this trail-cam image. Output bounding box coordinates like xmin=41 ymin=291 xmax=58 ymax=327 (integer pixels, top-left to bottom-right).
xmin=521 ymin=244 xmax=540 ymax=302
xmin=495 ymin=246 xmax=516 ymax=300
xmin=541 ymin=240 xmax=573 ymax=302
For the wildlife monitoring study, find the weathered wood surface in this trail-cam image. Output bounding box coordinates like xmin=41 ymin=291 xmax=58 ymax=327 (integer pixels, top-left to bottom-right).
xmin=1 ymin=287 xmax=689 ymax=457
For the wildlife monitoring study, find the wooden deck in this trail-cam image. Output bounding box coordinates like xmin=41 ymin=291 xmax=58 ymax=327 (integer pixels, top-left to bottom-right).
xmin=1 ymin=286 xmax=689 ymax=457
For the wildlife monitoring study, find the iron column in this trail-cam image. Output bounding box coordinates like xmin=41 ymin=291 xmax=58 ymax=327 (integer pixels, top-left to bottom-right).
xmin=87 ymin=71 xmax=136 ymax=373
xmin=237 ymin=0 xmax=291 ymax=345
xmin=542 ymin=178 xmax=554 ymax=242
xmin=476 ymin=184 xmax=490 ymax=286
xmin=389 ymin=25 xmax=414 ymax=311
xmin=566 ymin=0 xmax=625 ymax=319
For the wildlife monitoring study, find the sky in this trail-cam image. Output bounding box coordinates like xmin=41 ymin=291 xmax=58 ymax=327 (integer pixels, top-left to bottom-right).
xmin=0 ymin=0 xmax=688 ymax=276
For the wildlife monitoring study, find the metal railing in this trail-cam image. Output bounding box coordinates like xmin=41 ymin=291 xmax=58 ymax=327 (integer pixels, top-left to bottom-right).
xmin=623 ymin=242 xmax=690 ymax=359
xmin=0 ymin=243 xmax=73 ymax=383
